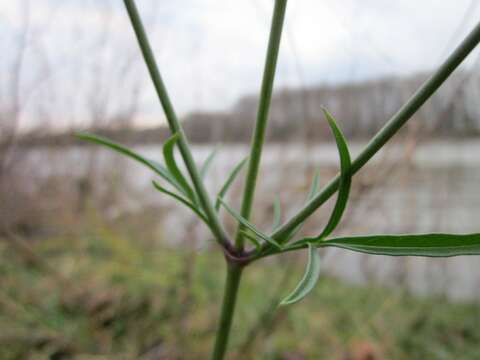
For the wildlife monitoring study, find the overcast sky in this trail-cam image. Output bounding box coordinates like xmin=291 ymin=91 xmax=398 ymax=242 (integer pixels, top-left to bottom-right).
xmin=1 ymin=0 xmax=480 ymax=129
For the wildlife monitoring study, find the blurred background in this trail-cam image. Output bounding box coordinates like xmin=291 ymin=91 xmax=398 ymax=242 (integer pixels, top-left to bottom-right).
xmin=2 ymin=1 xmax=480 ymax=359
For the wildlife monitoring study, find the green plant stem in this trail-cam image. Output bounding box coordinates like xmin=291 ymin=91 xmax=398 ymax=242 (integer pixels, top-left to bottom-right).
xmin=123 ymin=0 xmax=229 ymax=246
xmin=264 ymin=20 xmax=480 ymax=249
xmin=235 ymin=0 xmax=288 ymax=249
xmin=211 ymin=264 xmax=243 ymax=360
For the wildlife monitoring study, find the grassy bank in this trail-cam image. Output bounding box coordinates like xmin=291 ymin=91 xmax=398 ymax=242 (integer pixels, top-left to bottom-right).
xmin=1 ymin=215 xmax=480 ymax=359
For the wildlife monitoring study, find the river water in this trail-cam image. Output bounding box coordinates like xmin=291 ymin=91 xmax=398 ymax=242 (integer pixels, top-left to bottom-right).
xmin=25 ymin=140 xmax=480 ymax=301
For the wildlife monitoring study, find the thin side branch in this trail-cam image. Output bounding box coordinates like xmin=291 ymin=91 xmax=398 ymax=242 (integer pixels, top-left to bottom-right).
xmin=267 ymin=20 xmax=480 ymax=248
xmin=123 ymin=0 xmax=230 ymax=246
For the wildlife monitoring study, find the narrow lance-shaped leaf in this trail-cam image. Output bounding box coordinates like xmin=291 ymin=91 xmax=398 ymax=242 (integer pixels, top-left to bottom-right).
xmin=307 ymin=168 xmax=321 ymax=201
xmin=152 ymin=181 xmax=210 ymax=231
xmin=293 ymin=233 xmax=480 ymax=257
xmin=77 ymin=132 xmax=185 ymax=194
xmin=200 ymin=147 xmax=218 ymax=180
xmin=317 ymin=108 xmax=352 ymax=239
xmin=219 ymin=199 xmax=282 ymax=250
xmin=163 ymin=134 xmax=197 ymax=204
xmin=152 ymin=180 xmax=208 ymax=223
xmin=215 ymin=157 xmax=248 ymax=212
xmin=280 ymin=243 xmax=321 ymax=306
xmin=147 ymin=159 xmax=185 ymax=192
xmin=272 ymin=197 xmax=282 ymax=231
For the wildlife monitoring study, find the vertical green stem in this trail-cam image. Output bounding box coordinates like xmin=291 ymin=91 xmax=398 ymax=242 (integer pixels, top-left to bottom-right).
xmin=213 ymin=2 xmax=287 ymax=356
xmin=211 ymin=264 xmax=243 ymax=360
xmin=123 ymin=0 xmax=230 ymax=246
xmin=235 ymin=0 xmax=288 ymax=249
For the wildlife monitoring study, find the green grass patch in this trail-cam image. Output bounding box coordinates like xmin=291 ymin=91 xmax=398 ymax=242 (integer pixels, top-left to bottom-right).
xmin=1 ymin=221 xmax=480 ymax=359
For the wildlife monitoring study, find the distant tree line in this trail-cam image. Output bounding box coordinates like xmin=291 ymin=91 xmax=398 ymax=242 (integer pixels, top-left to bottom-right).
xmin=16 ymin=70 xmax=480 ymax=147
xmin=183 ymin=70 xmax=480 ymax=143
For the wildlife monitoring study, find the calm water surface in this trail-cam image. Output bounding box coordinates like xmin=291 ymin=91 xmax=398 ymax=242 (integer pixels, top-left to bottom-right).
xmin=26 ymin=140 xmax=480 ymax=300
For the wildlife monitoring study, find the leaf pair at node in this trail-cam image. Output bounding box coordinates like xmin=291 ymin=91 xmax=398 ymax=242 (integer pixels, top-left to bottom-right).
xmin=218 ymin=108 xmax=353 ymax=305
xmin=76 ymin=132 xmax=247 ymax=227
xmin=280 ymin=110 xmax=480 ymax=305
xmin=220 ymin=108 xmax=351 ymax=249
xmin=278 ymin=233 xmax=480 ymax=306
xmin=279 ymin=108 xmax=352 ymax=305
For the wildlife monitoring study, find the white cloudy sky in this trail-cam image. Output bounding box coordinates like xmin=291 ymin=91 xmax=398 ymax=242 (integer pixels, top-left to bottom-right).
xmin=1 ymin=0 xmax=480 ymax=129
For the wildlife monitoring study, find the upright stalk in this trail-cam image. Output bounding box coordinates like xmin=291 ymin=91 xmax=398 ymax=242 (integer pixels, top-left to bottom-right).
xmin=212 ymin=2 xmax=288 ymax=358
xmin=235 ymin=0 xmax=288 ymax=249
xmin=211 ymin=264 xmax=243 ymax=360
xmin=123 ymin=0 xmax=230 ymax=246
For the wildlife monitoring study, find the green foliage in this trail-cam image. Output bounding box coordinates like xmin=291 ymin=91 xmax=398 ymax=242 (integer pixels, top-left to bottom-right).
xmin=200 ymin=148 xmax=218 ymax=180
xmin=152 ymin=180 xmax=208 ymax=224
xmin=317 ymin=108 xmax=352 ymax=239
xmin=306 ymin=168 xmax=321 ymax=201
xmin=240 ymin=230 xmax=262 ymax=251
xmin=295 ymin=233 xmax=480 ymax=257
xmin=220 ymin=199 xmax=282 ymax=250
xmin=162 ymin=133 xmax=197 ymax=204
xmin=76 ymin=132 xmax=185 ymax=195
xmin=3 ymin=228 xmax=480 ymax=359
xmin=281 ymin=168 xmax=321 ymax=242
xmin=271 ymin=197 xmax=282 ymax=231
xmin=280 ymin=244 xmax=321 ymax=306
xmin=77 ymin=132 xmax=208 ymax=221
xmin=77 ymin=1 xmax=480 ymax=359
xmin=214 ymin=157 xmax=248 ymax=212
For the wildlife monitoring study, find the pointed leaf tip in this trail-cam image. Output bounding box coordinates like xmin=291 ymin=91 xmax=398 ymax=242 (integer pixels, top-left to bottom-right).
xmin=318 ymin=109 xmax=352 ymax=239
xmin=200 ymin=147 xmax=219 ymax=179
xmin=152 ymin=180 xmax=208 ymax=223
xmin=307 ymin=168 xmax=321 ymax=201
xmin=281 ymin=169 xmax=321 ymax=243
xmin=163 ymin=133 xmax=197 ymax=204
xmin=272 ymin=197 xmax=282 ymax=231
xmin=320 ymin=233 xmax=480 ymax=257
xmin=76 ymin=132 xmax=186 ymax=194
xmin=280 ymin=243 xmax=321 ymax=306
xmin=215 ymin=156 xmax=248 ymax=212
